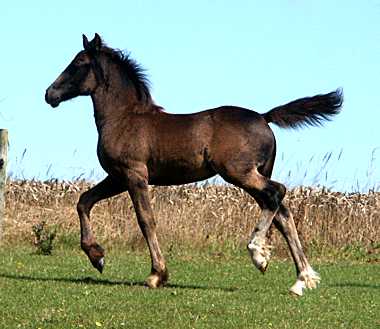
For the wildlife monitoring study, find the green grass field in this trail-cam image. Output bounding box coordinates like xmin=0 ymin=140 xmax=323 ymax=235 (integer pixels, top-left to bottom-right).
xmin=0 ymin=247 xmax=378 ymax=329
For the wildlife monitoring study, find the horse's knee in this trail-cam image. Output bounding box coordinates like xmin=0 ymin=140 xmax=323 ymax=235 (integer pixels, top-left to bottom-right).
xmin=77 ymin=192 xmax=91 ymax=215
xmin=77 ymin=202 xmax=85 ymax=216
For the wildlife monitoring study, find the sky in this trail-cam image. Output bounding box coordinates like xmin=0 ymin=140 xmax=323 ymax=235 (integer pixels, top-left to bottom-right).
xmin=1 ymin=1 xmax=379 ymax=191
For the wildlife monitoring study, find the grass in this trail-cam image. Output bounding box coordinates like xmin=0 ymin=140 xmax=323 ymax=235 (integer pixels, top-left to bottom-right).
xmin=1 ymin=180 xmax=379 ymax=327
xmin=0 ymin=247 xmax=379 ymax=329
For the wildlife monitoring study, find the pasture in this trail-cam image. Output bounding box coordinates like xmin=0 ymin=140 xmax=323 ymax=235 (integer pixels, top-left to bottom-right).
xmin=0 ymin=248 xmax=378 ymax=329
xmin=0 ymin=180 xmax=379 ymax=328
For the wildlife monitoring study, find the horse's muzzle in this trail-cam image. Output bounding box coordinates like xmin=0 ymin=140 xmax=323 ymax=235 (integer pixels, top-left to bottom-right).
xmin=45 ymin=88 xmax=60 ymax=108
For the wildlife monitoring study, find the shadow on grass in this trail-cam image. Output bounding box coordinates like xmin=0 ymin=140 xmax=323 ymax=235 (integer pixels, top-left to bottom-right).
xmin=328 ymin=282 xmax=380 ymax=289
xmin=0 ymin=273 xmax=237 ymax=292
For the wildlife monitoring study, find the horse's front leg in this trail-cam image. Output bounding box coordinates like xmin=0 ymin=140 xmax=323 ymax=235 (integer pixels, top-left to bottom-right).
xmin=77 ymin=176 xmax=126 ymax=272
xmin=273 ymin=204 xmax=320 ymax=296
xmin=126 ymin=169 xmax=168 ymax=288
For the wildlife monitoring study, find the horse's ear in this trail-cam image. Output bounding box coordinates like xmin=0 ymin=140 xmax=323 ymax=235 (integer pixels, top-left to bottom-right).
xmin=83 ymin=34 xmax=90 ymax=50
xmin=93 ymin=33 xmax=102 ymax=52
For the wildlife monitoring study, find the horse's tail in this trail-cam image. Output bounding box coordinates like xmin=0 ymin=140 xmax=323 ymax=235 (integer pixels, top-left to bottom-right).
xmin=262 ymin=89 xmax=343 ymax=129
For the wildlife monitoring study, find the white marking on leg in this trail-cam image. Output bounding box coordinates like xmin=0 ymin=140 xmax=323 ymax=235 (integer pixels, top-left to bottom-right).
xmin=289 ymin=266 xmax=320 ymax=296
xmin=300 ymin=266 xmax=320 ymax=289
xmin=289 ymin=279 xmax=306 ymax=296
xmin=247 ymin=236 xmax=272 ymax=272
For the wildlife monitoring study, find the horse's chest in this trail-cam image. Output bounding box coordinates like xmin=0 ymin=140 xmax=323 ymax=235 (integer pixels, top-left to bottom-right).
xmin=96 ymin=136 xmax=147 ymax=175
xmin=97 ymin=142 xmax=112 ymax=172
xmin=96 ymin=140 xmax=125 ymax=175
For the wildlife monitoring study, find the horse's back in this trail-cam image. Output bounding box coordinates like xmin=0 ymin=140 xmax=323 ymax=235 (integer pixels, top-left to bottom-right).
xmin=152 ymin=105 xmax=272 ymax=156
xmin=147 ymin=106 xmax=275 ymax=185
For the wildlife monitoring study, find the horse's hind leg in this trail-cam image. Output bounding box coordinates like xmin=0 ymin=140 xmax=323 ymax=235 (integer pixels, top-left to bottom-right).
xmin=273 ymin=204 xmax=320 ymax=296
xmin=77 ymin=176 xmax=126 ymax=272
xmin=246 ymin=162 xmax=319 ymax=295
xmin=244 ymin=178 xmax=286 ymax=273
xmin=221 ymin=168 xmax=286 ymax=273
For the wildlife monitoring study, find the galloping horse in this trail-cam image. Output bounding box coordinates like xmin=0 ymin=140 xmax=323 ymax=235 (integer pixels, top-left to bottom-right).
xmin=45 ymin=34 xmax=342 ymax=295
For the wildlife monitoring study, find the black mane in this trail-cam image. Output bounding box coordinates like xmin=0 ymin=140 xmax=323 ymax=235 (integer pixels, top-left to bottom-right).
xmin=100 ymin=43 xmax=152 ymax=102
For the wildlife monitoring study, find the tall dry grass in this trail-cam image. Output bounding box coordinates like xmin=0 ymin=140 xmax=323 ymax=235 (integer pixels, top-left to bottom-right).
xmin=2 ymin=180 xmax=380 ymax=257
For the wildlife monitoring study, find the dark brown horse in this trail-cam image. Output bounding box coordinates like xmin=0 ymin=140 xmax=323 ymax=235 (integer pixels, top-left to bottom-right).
xmin=45 ymin=34 xmax=342 ymax=295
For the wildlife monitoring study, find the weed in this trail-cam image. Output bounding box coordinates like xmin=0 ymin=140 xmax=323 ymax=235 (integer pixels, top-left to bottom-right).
xmin=32 ymin=221 xmax=56 ymax=255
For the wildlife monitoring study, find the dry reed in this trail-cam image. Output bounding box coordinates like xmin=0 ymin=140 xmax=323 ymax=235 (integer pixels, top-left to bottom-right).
xmin=2 ymin=180 xmax=379 ymax=257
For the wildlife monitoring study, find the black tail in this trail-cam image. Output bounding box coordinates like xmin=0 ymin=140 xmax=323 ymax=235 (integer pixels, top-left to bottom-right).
xmin=263 ymin=89 xmax=343 ymax=129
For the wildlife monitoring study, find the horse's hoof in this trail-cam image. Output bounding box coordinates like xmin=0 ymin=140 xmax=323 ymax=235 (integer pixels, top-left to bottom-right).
xmin=82 ymin=242 xmax=105 ymax=273
xmin=259 ymin=262 xmax=268 ymax=274
xmin=145 ymin=274 xmax=160 ymax=288
xmin=91 ymin=257 xmax=105 ymax=273
xmin=247 ymin=239 xmax=271 ymax=274
xmin=289 ymin=267 xmax=320 ymax=296
xmin=255 ymin=258 xmax=268 ymax=274
xmin=289 ymin=279 xmax=306 ymax=296
xmin=145 ymin=269 xmax=168 ymax=288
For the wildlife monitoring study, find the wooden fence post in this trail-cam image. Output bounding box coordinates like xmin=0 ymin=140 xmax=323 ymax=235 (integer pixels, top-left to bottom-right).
xmin=0 ymin=129 xmax=8 ymax=241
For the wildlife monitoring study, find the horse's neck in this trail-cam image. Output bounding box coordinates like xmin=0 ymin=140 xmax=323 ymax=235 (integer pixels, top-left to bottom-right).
xmin=91 ymin=62 xmax=155 ymax=131
xmin=91 ymin=85 xmax=153 ymax=133
xmin=91 ymin=90 xmax=128 ymax=131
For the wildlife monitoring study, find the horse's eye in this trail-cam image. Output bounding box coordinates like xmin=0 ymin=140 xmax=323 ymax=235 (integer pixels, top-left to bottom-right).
xmin=76 ymin=57 xmax=86 ymax=65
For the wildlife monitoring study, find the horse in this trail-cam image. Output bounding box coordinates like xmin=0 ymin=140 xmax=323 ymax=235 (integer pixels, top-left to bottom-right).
xmin=45 ymin=33 xmax=343 ymax=296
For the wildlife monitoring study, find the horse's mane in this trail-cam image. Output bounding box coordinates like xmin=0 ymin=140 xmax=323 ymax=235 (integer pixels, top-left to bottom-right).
xmin=99 ymin=42 xmax=153 ymax=104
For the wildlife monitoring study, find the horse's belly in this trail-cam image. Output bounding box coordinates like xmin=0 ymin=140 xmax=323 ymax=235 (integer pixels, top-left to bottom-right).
xmin=148 ymin=160 xmax=216 ymax=185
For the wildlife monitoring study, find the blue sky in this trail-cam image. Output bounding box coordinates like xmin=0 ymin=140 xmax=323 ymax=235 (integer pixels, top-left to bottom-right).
xmin=1 ymin=1 xmax=379 ymax=191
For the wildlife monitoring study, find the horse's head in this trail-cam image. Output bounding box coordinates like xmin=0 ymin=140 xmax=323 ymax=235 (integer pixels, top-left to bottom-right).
xmin=45 ymin=33 xmax=103 ymax=108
